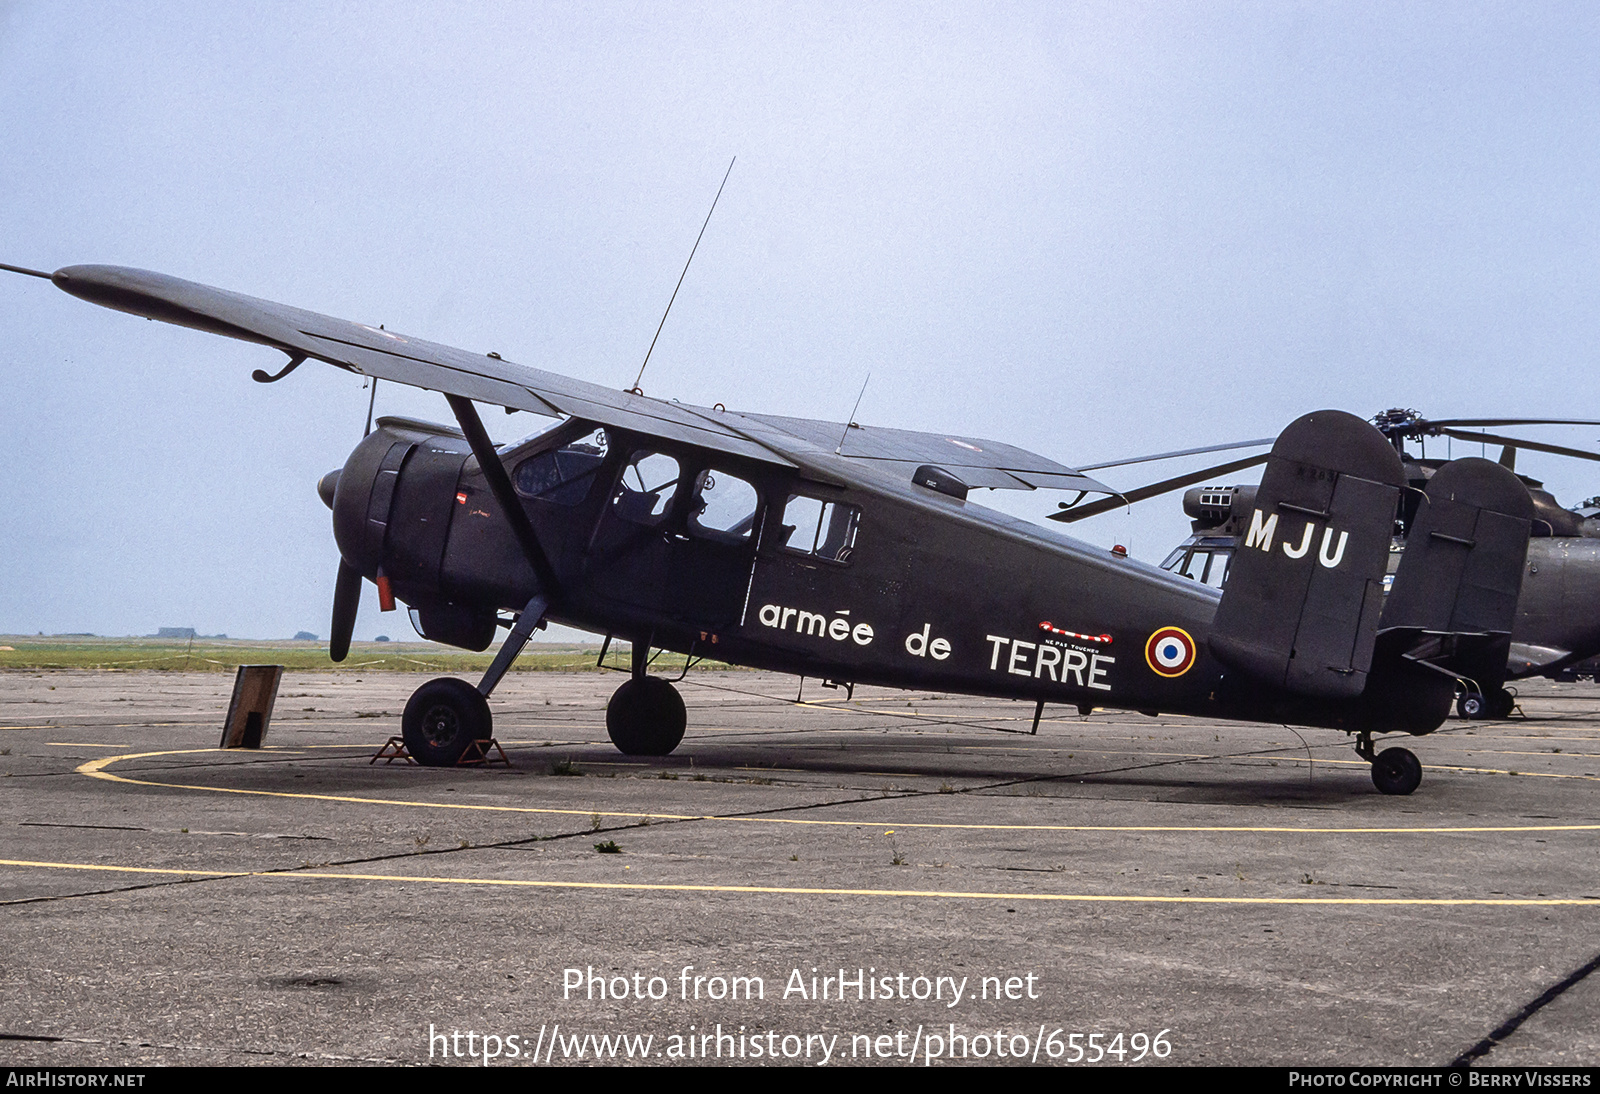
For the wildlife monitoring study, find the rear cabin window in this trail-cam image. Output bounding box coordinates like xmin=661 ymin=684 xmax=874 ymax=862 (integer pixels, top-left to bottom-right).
xmin=780 ymin=494 xmax=859 ymax=563
xmin=613 ymin=451 xmax=681 ymax=526
xmin=512 ymin=432 xmax=608 ymax=505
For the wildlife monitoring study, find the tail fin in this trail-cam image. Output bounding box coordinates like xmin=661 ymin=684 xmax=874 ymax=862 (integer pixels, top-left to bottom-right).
xmin=1209 ymin=410 xmax=1405 ymax=699
xmin=1375 ymin=456 xmax=1534 ymax=691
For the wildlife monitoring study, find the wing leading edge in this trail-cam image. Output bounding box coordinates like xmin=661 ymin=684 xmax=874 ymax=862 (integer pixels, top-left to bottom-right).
xmin=47 ymin=264 xmax=1109 ymax=494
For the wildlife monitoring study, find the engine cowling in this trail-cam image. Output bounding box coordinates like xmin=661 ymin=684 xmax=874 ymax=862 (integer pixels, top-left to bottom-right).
xmin=325 ymin=416 xmax=498 ymax=651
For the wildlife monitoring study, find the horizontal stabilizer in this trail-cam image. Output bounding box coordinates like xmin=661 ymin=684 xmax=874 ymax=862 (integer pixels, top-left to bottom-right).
xmin=1209 ymin=410 xmax=1404 ymax=700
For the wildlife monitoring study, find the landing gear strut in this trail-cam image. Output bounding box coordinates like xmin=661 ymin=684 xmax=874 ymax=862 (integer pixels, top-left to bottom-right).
xmin=1356 ymin=732 xmax=1422 ymax=796
xmin=604 ymin=639 xmax=686 ymax=756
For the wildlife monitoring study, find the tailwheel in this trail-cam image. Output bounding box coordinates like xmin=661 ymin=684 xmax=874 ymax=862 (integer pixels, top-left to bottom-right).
xmin=606 ymin=676 xmax=686 ymax=756
xmin=1458 ymin=687 xmax=1515 ymax=719
xmin=1370 ymin=746 xmax=1422 ymax=796
xmin=402 ymin=677 xmax=492 ymax=766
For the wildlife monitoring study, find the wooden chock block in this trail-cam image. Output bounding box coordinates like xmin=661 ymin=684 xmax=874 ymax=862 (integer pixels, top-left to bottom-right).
xmin=221 ymin=664 xmax=284 ymax=749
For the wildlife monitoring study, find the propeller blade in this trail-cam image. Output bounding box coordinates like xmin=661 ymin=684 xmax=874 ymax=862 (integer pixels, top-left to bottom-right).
xmin=1074 ymin=437 xmax=1273 ymax=473
xmin=1050 ymin=452 xmax=1270 ymax=523
xmin=330 ymin=559 xmax=361 ymax=662
xmin=1435 ymin=428 xmax=1600 ymax=464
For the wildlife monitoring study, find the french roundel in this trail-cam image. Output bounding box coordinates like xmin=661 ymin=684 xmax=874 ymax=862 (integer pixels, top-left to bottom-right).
xmin=1144 ymin=627 xmax=1196 ymax=678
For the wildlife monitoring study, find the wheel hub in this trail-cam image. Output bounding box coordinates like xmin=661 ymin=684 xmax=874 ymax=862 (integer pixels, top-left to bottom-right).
xmin=422 ymin=704 xmax=461 ymax=747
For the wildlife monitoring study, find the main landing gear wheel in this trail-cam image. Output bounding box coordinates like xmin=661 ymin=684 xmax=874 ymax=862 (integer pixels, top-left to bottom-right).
xmin=1370 ymin=747 xmax=1422 ymax=796
xmin=1457 ymin=692 xmax=1485 ymax=719
xmin=402 ymin=677 xmax=492 ymax=766
xmin=606 ymin=677 xmax=686 ymax=756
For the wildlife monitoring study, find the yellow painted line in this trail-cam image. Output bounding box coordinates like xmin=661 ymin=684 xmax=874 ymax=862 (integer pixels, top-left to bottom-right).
xmin=2 ymin=859 xmax=240 ymax=879
xmin=1438 ymin=749 xmax=1600 ymax=760
xmin=955 ymin=747 xmax=1210 ymax=758
xmin=71 ymin=749 xmax=1600 ymax=834
xmin=2 ymin=857 xmax=1595 ymax=907
xmin=9 ymin=722 xmax=205 ymax=730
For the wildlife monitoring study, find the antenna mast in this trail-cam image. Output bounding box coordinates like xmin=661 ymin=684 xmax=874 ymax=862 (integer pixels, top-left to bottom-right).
xmin=630 ymin=157 xmax=736 ymax=395
xmin=835 ymin=373 xmax=871 ymax=453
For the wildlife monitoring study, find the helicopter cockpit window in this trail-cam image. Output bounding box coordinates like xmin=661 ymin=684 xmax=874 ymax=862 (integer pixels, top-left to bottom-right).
xmin=1161 ymin=541 xmax=1231 ymax=589
xmin=688 ymin=469 xmax=760 ymax=542
xmin=779 ymin=494 xmax=859 ymax=564
xmin=512 ymin=431 xmax=609 ymax=506
xmin=613 ymin=451 xmax=681 ymax=526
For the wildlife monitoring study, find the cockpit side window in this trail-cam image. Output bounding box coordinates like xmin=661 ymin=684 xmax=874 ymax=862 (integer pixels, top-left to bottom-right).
xmin=779 ymin=494 xmax=859 ymax=563
xmin=688 ymin=469 xmax=760 ymax=542
xmin=1162 ymin=541 xmax=1232 ymax=589
xmin=613 ymin=451 xmax=681 ymax=526
xmin=512 ymin=430 xmax=609 ymax=506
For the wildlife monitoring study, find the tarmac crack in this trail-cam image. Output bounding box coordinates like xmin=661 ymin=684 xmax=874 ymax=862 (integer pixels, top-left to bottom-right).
xmin=0 ymin=1030 xmax=401 ymax=1063
xmin=1449 ymin=947 xmax=1600 ymax=1066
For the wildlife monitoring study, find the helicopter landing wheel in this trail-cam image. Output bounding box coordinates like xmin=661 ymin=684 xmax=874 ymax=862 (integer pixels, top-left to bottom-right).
xmin=1488 ymin=687 xmax=1516 ymax=719
xmin=1457 ymin=691 xmax=1486 ymax=719
xmin=606 ymin=676 xmax=686 ymax=756
xmin=1370 ymin=747 xmax=1422 ymax=796
xmin=402 ymin=677 xmax=492 ymax=766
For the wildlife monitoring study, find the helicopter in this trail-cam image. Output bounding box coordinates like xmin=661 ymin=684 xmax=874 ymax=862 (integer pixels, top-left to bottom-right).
xmin=2 ymin=265 xmax=1545 ymax=795
xmin=1053 ymin=410 xmax=1600 ymax=719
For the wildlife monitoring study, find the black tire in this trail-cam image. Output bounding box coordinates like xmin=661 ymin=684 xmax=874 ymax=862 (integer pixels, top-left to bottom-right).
xmin=1488 ymin=688 xmax=1515 ymax=719
xmin=402 ymin=677 xmax=492 ymax=766
xmin=1371 ymin=747 xmax=1422 ymax=796
xmin=606 ymin=677 xmax=686 ymax=756
xmin=1457 ymin=692 xmax=1485 ymax=719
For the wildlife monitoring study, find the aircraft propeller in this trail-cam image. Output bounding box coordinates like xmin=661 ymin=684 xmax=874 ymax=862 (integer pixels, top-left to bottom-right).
xmin=330 ymin=558 xmax=362 ymax=662
xmin=316 ymin=467 xmax=360 ymax=661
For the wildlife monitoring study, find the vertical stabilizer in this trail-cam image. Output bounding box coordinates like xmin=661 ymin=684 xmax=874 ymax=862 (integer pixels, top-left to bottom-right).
xmin=1209 ymin=410 xmax=1405 ymax=699
xmin=1376 ymin=456 xmax=1534 ymax=693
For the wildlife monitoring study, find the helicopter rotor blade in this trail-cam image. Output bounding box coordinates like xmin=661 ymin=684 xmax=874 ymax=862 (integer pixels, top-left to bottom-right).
xmin=1434 ymin=427 xmax=1600 ymax=464
xmin=329 ymin=559 xmax=362 ymax=663
xmin=1050 ymin=452 xmax=1270 ymax=523
xmin=1074 ymin=437 xmax=1274 ymax=473
xmin=1422 ymin=417 xmax=1600 ymax=431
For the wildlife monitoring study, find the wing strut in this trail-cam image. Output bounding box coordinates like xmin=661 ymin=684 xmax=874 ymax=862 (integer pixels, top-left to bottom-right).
xmin=444 ymin=395 xmax=562 ymax=599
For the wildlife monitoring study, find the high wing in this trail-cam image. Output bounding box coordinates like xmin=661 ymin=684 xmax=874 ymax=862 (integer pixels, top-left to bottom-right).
xmin=731 ymin=413 xmax=1098 ymax=491
xmin=52 ymin=264 xmax=785 ymax=466
xmin=47 ymin=264 xmax=1112 ymax=495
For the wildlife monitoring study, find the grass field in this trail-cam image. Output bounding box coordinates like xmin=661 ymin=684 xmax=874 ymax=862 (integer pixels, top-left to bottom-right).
xmin=0 ymin=636 xmax=723 ymax=674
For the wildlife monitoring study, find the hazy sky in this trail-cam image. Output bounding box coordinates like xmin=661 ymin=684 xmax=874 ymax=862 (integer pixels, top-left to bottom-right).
xmin=3 ymin=2 xmax=1599 ymax=640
